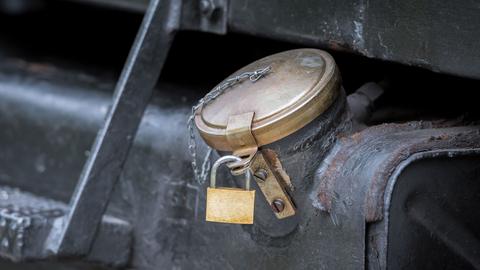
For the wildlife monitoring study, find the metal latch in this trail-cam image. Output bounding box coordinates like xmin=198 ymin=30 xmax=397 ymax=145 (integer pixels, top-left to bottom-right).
xmin=225 ymin=112 xmax=296 ymax=219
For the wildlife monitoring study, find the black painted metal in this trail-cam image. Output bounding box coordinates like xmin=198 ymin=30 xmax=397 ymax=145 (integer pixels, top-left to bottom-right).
xmin=0 ymin=69 xmax=367 ymax=269
xmin=408 ymin=181 xmax=480 ymax=269
xmin=47 ymin=0 xmax=180 ymax=256
xmin=0 ymin=185 xmax=132 ymax=265
xmin=66 ymin=0 xmax=480 ymax=80
xmin=315 ymin=122 xmax=480 ymax=269
xmin=0 ymin=1 xmax=479 ymax=264
xmin=0 ymin=59 xmax=479 ymax=269
xmin=228 ymin=0 xmax=480 ymax=80
xmin=372 ymin=150 xmax=480 ymax=270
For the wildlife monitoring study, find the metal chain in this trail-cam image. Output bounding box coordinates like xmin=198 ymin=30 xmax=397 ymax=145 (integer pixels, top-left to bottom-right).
xmin=187 ymin=66 xmax=272 ymax=185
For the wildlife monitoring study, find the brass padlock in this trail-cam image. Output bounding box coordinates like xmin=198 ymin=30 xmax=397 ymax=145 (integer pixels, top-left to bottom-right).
xmin=206 ymin=155 xmax=255 ymax=224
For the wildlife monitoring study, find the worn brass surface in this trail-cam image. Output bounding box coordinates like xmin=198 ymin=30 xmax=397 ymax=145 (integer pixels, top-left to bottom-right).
xmin=226 ymin=112 xmax=258 ymax=155
xmin=250 ymin=150 xmax=296 ymax=219
xmin=195 ymin=48 xmax=340 ymax=151
xmin=206 ymin=187 xmax=255 ymax=224
xmin=223 ymin=114 xmax=295 ymax=220
xmin=225 ymin=112 xmax=258 ymax=174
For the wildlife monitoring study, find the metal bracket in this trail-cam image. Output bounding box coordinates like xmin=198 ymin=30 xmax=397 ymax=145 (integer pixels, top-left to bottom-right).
xmin=250 ymin=150 xmax=296 ymax=219
xmin=225 ymin=112 xmax=296 ymax=219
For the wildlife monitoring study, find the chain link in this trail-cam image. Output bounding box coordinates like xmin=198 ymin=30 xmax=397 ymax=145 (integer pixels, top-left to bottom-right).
xmin=187 ymin=66 xmax=272 ymax=185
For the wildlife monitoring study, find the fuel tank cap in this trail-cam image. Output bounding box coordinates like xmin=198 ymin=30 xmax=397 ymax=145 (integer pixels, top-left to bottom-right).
xmin=194 ymin=49 xmax=340 ymax=151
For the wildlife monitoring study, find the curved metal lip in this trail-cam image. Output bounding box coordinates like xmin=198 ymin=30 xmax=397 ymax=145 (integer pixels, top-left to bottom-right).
xmin=194 ymin=49 xmax=340 ymax=151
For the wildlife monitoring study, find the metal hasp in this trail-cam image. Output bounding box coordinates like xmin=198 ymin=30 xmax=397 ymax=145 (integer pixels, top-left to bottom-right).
xmin=226 ymin=106 xmax=299 ymax=218
xmin=224 ymin=112 xmax=296 ymax=219
xmin=250 ymin=149 xmax=296 ymax=219
xmin=46 ymin=0 xmax=180 ymax=256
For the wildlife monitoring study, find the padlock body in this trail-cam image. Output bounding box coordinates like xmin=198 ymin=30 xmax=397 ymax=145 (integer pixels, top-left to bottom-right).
xmin=206 ymin=187 xmax=255 ymax=224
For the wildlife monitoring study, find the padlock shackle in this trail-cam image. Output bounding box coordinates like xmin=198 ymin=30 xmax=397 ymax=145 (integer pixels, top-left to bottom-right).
xmin=210 ymin=155 xmax=251 ymax=190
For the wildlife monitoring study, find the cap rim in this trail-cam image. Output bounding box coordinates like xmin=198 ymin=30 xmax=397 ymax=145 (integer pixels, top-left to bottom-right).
xmin=194 ymin=49 xmax=341 ymax=151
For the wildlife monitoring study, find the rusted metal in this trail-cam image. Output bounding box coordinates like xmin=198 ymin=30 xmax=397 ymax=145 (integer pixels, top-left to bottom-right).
xmin=250 ymin=150 xmax=296 ymax=219
xmin=316 ymin=121 xmax=480 ymax=222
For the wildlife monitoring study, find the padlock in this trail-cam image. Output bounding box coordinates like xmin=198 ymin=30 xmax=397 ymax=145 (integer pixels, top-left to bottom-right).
xmin=206 ymin=155 xmax=255 ymax=224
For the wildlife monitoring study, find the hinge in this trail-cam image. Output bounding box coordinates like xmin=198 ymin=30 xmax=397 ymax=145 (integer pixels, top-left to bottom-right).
xmin=225 ymin=112 xmax=296 ymax=219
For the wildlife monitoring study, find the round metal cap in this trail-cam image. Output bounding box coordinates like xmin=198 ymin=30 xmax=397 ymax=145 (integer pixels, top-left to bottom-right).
xmin=194 ymin=49 xmax=340 ymax=151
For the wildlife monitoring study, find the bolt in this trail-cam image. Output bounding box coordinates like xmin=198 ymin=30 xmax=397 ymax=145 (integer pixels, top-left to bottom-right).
xmin=254 ymin=168 xmax=268 ymax=181
xmin=200 ymin=0 xmax=214 ymax=16
xmin=271 ymin=199 xmax=285 ymax=213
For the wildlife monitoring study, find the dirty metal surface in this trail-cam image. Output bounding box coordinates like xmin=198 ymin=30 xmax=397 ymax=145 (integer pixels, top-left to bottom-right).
xmin=0 ymin=186 xmax=132 ymax=266
xmin=0 ymin=186 xmax=66 ymax=261
xmin=229 ymin=0 xmax=480 ymax=80
xmin=48 ymin=0 xmax=180 ymax=257
xmin=70 ymin=0 xmax=480 ymax=80
xmin=1 ymin=57 xmax=480 ymax=269
xmin=315 ymin=121 xmax=480 ymax=269
xmin=0 ymin=61 xmax=189 ymax=267
xmin=1 ymin=41 xmax=479 ymax=270
xmin=316 ymin=122 xmax=480 ymax=223
xmin=0 ymin=62 xmax=373 ymax=269
xmin=69 ymin=0 xmax=228 ymax=34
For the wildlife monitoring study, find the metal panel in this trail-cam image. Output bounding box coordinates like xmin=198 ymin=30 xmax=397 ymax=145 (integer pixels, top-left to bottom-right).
xmin=229 ymin=0 xmax=480 ymax=79
xmin=65 ymin=0 xmax=480 ymax=79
